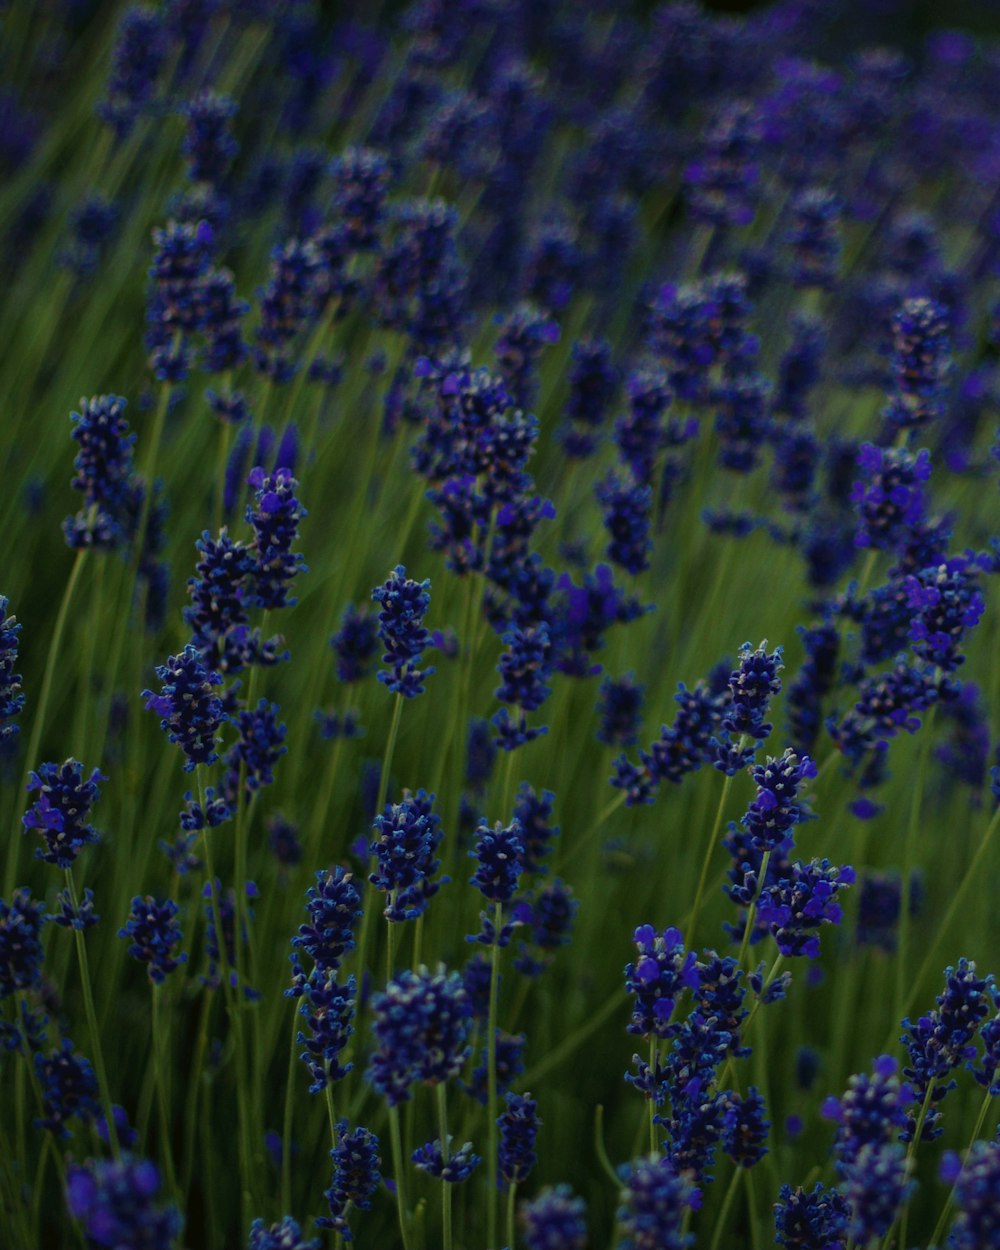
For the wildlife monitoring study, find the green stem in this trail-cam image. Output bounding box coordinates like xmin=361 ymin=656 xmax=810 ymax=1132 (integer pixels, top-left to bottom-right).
xmin=354 ymin=692 xmax=405 ymax=996
xmin=487 ymin=901 xmax=503 ymax=1250
xmin=736 ymin=850 xmax=772 ymax=973
xmin=709 ymin=1165 xmax=744 ymax=1250
xmin=507 ymin=1182 xmax=518 ymax=1250
xmin=181 ymin=988 xmax=214 ymax=1207
xmin=198 ymin=769 xmax=253 ymax=1242
xmin=927 ymin=1082 xmax=995 ymax=1249
xmin=648 ymin=1036 xmax=657 ymax=1153
xmin=593 ymin=1104 xmax=619 ymax=1187
xmin=5 ymin=547 xmax=87 ymax=897
xmin=152 ymin=985 xmax=177 ymax=1197
xmin=282 ymin=998 xmax=300 ymax=1213
xmin=893 ymin=795 xmax=1000 ymax=1046
xmin=64 ymin=868 xmax=119 ymax=1156
xmin=437 ymin=1083 xmax=453 ymax=1250
xmin=895 ymin=708 xmax=935 ymax=1029
xmin=388 ymin=1104 xmax=412 ymax=1250
xmin=687 ymin=737 xmax=746 ymax=946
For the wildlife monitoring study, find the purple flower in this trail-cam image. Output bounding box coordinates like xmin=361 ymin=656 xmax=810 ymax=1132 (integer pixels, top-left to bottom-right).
xmin=820 ymin=1055 xmax=915 ymax=1173
xmin=296 ymin=970 xmax=355 ymax=1093
xmin=330 ymin=604 xmax=379 ymax=683
xmin=756 ymin=857 xmax=856 ymax=958
xmin=886 ymin=296 xmax=951 ymax=432
xmin=625 ymin=925 xmax=699 ymax=1040
xmin=182 ymin=90 xmax=238 ymax=185
xmin=787 ymin=187 xmax=842 ymax=290
xmin=143 ymin=645 xmax=226 ymax=771
xmin=98 ymin=7 xmax=170 ymax=138
xmin=596 ymin=472 xmax=652 ymax=575
xmin=721 ymin=1087 xmax=769 ymax=1167
xmin=369 ymin=789 xmax=447 ymax=922
xmin=0 ymin=888 xmax=45 ymax=997
xmin=289 ymin=868 xmax=362 ymax=983
xmin=851 ymin=443 xmax=932 ymax=551
xmin=245 ymin=467 xmax=307 ymax=610
xmin=63 ymin=394 xmax=136 ymax=551
xmin=119 ymin=896 xmax=187 ymax=984
xmin=372 ymin=565 xmax=435 ymax=697
xmin=499 ymin=1091 xmax=539 ymax=1186
xmin=224 ymin=699 xmax=287 ymax=796
xmin=36 ymin=1040 xmax=99 ymax=1137
xmin=900 ymin=958 xmax=997 ymax=1142
xmin=0 ymin=596 xmax=24 ymax=741
xmin=66 ymin=1155 xmax=181 ymax=1249
xmin=618 ymin=1154 xmax=699 ymax=1250
xmin=742 ymin=748 xmax=817 ymax=852
xmin=316 ymin=1122 xmax=381 ymax=1239
xmin=520 ymin=1185 xmax=587 ymax=1250
xmin=943 ymin=1139 xmax=1000 ymax=1250
xmin=248 ymin=1216 xmax=319 ymax=1250
xmin=412 ymin=1138 xmax=481 ymax=1183
xmin=367 ymin=968 xmax=472 ymax=1105
xmin=774 ymin=1182 xmax=850 ymax=1250
xmin=22 ymin=759 xmax=106 ymax=868
xmin=904 ymin=555 xmax=985 ymax=672
xmin=843 ymin=1142 xmax=913 ymax=1242
xmin=469 ymin=818 xmax=524 ymax=905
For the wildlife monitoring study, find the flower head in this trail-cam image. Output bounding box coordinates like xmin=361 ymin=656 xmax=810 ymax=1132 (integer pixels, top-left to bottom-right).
xmin=367 ymin=968 xmax=472 ymax=1105
xmin=22 ymin=759 xmax=106 ymax=868
xmin=0 ymin=596 xmax=24 ymax=740
xmin=119 ymin=896 xmax=187 ymax=984
xmin=372 ymin=565 xmax=435 ymax=697
xmin=143 ymin=645 xmax=226 ymax=771
xmin=66 ymin=1155 xmax=182 ymax=1250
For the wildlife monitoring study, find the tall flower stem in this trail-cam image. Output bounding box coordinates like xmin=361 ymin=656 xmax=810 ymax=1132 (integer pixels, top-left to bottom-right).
xmin=898 ymin=803 xmax=1000 ymax=1037
xmin=5 ymin=547 xmax=87 ymax=897
xmin=355 ymin=692 xmax=404 ymax=998
xmin=927 ymin=1081 xmax=996 ymax=1249
xmin=895 ymin=708 xmax=935 ymax=1029
xmin=437 ymin=1083 xmax=453 ymax=1250
xmin=64 ymin=867 xmax=119 ymax=1157
xmin=388 ymin=1103 xmax=412 ymax=1250
xmin=688 ymin=737 xmax=746 ymax=945
xmin=198 ymin=767 xmax=253 ymax=1242
xmin=709 ymin=1164 xmax=743 ymax=1250
xmin=281 ymin=998 xmax=300 ymax=1214
xmin=487 ymin=900 xmax=503 ymax=1250
xmin=151 ymin=984 xmax=178 ymax=1197
xmin=736 ymin=849 xmax=773 ymax=972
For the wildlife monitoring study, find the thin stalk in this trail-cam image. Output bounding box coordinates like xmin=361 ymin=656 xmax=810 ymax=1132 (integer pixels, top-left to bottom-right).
xmin=736 ymin=850 xmax=773 ymax=973
xmin=507 ymin=1182 xmax=518 ymax=1250
xmin=198 ymin=768 xmax=253 ymax=1242
xmin=151 ymin=985 xmax=178 ymax=1197
xmin=895 ymin=708 xmax=935 ymax=1029
xmin=181 ymin=988 xmax=214 ymax=1206
xmin=898 ymin=803 xmax=1000 ymax=1038
xmin=64 ymin=868 xmax=119 ymax=1156
xmin=487 ymin=900 xmax=502 ymax=1250
xmin=927 ymin=1082 xmax=996 ymax=1249
xmin=687 ymin=737 xmax=746 ymax=946
xmin=593 ymin=1105 xmax=619 ymax=1187
xmin=437 ymin=1083 xmax=453 ymax=1250
xmin=388 ymin=1104 xmax=412 ymax=1250
xmin=709 ymin=1165 xmax=743 ymax=1250
xmin=5 ymin=547 xmax=87 ymax=897
xmin=354 ymin=692 xmax=404 ymax=996
xmin=282 ymin=998 xmax=301 ymax=1214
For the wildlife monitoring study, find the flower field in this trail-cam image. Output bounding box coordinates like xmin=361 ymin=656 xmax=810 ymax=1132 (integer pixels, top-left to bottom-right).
xmin=1 ymin=2 xmax=1000 ymax=1247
